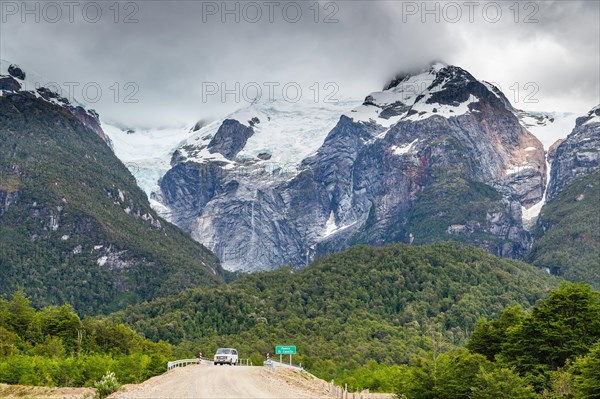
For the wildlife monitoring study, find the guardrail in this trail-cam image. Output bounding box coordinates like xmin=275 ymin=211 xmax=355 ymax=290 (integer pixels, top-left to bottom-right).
xmin=167 ymin=358 xmax=200 ymax=370
xmin=167 ymin=357 xmax=252 ymax=371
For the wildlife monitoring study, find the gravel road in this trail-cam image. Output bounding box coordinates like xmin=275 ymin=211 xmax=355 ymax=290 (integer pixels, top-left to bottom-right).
xmin=111 ymin=364 xmax=332 ymax=399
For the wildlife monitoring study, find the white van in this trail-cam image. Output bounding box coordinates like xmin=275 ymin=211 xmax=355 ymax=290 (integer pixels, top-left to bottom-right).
xmin=213 ymin=348 xmax=239 ymax=365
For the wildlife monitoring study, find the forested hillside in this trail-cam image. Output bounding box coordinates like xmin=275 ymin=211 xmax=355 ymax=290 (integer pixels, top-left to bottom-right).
xmin=288 ymin=283 xmax=600 ymax=398
xmin=0 ymin=88 xmax=224 ymax=314
xmin=529 ymin=172 xmax=600 ymax=289
xmin=1 ymin=243 xmax=597 ymax=399
xmin=116 ymin=242 xmax=558 ymax=380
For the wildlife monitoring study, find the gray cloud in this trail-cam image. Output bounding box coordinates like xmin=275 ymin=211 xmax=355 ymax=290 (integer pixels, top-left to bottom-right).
xmin=1 ymin=0 xmax=598 ymax=127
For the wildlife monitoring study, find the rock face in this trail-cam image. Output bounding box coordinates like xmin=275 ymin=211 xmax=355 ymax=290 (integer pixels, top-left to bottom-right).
xmin=7 ymin=64 xmax=26 ymax=80
xmin=0 ymin=76 xmax=22 ymax=91
xmin=547 ymin=105 xmax=600 ymax=200
xmin=157 ymin=64 xmax=547 ymax=271
xmin=527 ymin=106 xmax=600 ymax=287
xmin=207 ymin=119 xmax=254 ymax=160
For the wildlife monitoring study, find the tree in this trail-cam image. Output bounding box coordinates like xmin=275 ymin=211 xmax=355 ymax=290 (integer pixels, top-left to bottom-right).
xmin=395 ymin=350 xmax=491 ymax=399
xmin=39 ymin=305 xmax=83 ymax=354
xmin=468 ymin=306 xmax=524 ymax=361
xmin=0 ymin=327 xmax=18 ymax=356
xmin=571 ymin=341 xmax=600 ymax=399
xmin=470 ymin=367 xmax=539 ymax=399
xmin=499 ymin=283 xmax=600 ymax=383
xmin=7 ymin=290 xmax=36 ymax=339
xmin=32 ymin=335 xmax=66 ymax=357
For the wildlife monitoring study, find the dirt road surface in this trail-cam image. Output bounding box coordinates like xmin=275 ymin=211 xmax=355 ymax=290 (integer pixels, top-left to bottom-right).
xmin=0 ymin=383 xmax=94 ymax=399
xmin=111 ymin=364 xmax=334 ymax=399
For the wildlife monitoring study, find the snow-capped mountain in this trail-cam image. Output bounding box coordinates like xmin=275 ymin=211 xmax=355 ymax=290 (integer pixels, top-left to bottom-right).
xmin=164 ymin=98 xmax=360 ymax=180
xmin=103 ymin=63 xmax=578 ymax=235
xmin=102 ymin=98 xmax=360 ymax=208
xmin=156 ymin=63 xmax=554 ymax=271
xmin=347 ymin=62 xmax=483 ymax=126
xmin=3 ymin=61 xmax=593 ymax=275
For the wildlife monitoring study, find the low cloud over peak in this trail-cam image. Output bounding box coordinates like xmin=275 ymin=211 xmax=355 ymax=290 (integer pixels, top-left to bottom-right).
xmin=1 ymin=1 xmax=598 ymax=127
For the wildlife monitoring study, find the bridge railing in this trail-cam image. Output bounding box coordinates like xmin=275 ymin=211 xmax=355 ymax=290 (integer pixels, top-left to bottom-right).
xmin=167 ymin=357 xmax=252 ymax=370
xmin=167 ymin=358 xmax=200 ymax=370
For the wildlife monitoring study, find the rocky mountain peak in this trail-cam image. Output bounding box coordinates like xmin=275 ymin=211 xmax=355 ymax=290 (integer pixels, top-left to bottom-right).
xmin=383 ymin=61 xmax=448 ymax=90
xmin=155 ymin=63 xmax=551 ymax=271
xmin=575 ymin=104 xmax=600 ymax=127
xmin=347 ymin=63 xmax=518 ymax=131
xmin=207 ymin=119 xmax=255 ymax=160
xmin=7 ymin=64 xmax=25 ymax=80
xmin=0 ymin=75 xmax=21 ymax=92
xmin=547 ymin=104 xmax=600 ymax=200
xmin=0 ymin=63 xmax=111 ymax=146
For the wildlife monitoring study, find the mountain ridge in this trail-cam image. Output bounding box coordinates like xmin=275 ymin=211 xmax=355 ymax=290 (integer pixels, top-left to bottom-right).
xmin=0 ymin=70 xmax=225 ymax=314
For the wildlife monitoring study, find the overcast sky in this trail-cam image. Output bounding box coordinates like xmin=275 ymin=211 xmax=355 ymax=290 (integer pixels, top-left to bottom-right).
xmin=1 ymin=0 xmax=598 ymax=128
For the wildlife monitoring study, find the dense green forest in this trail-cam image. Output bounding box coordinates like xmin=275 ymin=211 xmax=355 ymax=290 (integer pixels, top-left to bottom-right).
xmin=114 ymin=242 xmax=557 ymax=380
xmin=1 ymin=242 xmax=598 ymax=399
xmin=0 ymin=290 xmax=174 ymax=386
xmin=467 ymin=283 xmax=600 ymax=394
xmin=2 ymin=284 xmax=597 ymax=397
xmin=0 ymin=93 xmax=223 ymax=314
xmin=529 ymin=172 xmax=600 ymax=289
xmin=341 ymin=283 xmax=600 ymax=398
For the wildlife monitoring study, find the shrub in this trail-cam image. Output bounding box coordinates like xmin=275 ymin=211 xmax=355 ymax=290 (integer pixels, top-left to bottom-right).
xmin=93 ymin=371 xmax=120 ymax=399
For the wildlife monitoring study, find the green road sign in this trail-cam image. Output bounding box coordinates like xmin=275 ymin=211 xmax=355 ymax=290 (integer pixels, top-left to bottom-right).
xmin=275 ymin=345 xmax=296 ymax=355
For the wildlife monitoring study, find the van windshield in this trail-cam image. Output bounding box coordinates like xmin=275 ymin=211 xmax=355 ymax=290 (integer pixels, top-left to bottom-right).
xmin=216 ymin=348 xmax=232 ymax=354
